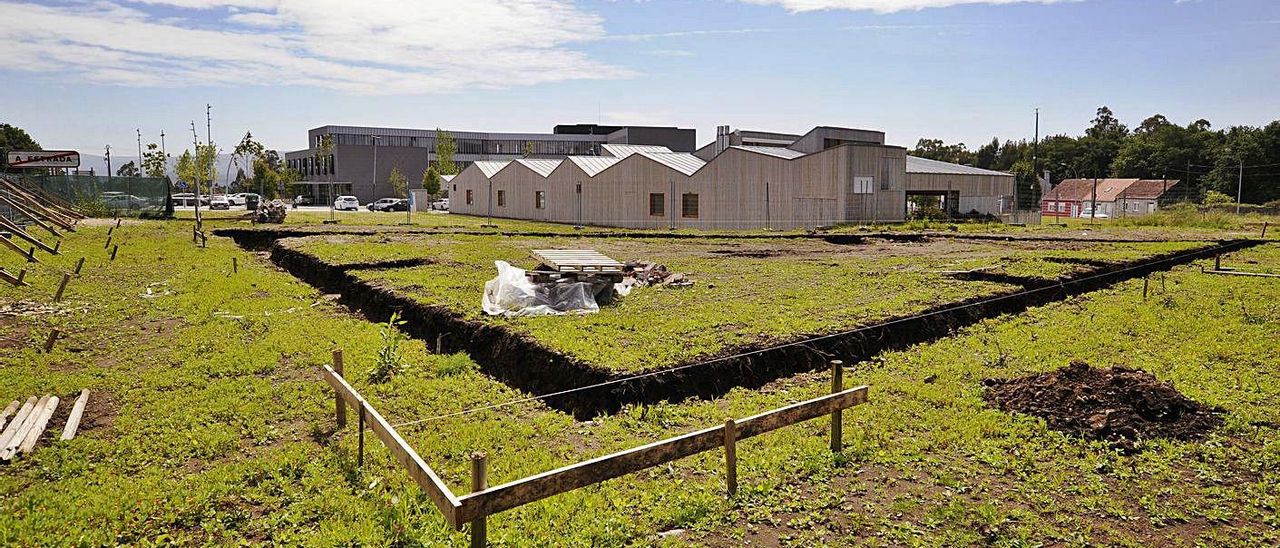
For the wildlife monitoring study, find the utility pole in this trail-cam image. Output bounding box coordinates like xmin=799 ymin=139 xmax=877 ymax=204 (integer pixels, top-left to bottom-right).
xmin=105 ymin=145 xmax=112 ymax=178
xmin=1237 ymin=159 xmax=1244 ymax=215
xmin=206 ymin=104 xmax=213 ymax=193
xmin=136 ymin=129 xmax=143 ymax=177
xmin=160 ymin=131 xmax=167 ymax=177
xmin=1032 ymin=108 xmax=1039 ymax=224
xmin=1090 ymin=172 xmax=1098 ymax=226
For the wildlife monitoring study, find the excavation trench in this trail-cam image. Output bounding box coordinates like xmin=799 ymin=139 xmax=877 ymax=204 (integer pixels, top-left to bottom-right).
xmin=219 ymin=228 xmax=1260 ymax=419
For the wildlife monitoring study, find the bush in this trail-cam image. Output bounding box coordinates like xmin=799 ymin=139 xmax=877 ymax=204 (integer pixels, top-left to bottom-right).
xmin=369 ymin=312 xmax=409 ymax=383
xmin=1203 ymin=190 xmax=1234 ymax=205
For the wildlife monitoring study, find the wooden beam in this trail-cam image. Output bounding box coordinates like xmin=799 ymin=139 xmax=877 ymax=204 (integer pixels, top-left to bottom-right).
xmin=0 ymin=216 xmax=56 ymax=254
xmin=0 ymin=178 xmax=83 ymax=221
xmin=1204 ymin=269 xmax=1280 ymax=279
xmin=16 ymin=395 xmax=59 ymax=455
xmin=0 ymin=396 xmax=37 ymax=450
xmin=0 ymin=194 xmax=66 ymax=235
xmin=0 ymin=233 xmax=39 ymax=263
xmin=321 ymin=365 xmax=460 ymax=522
xmin=0 ymin=268 xmax=27 ymax=287
xmin=1 ymin=395 xmax=49 ymax=460
xmin=0 ymin=400 xmax=19 ymax=431
xmin=61 ymin=390 xmax=90 ymax=441
xmin=454 ymin=385 xmax=869 ymax=524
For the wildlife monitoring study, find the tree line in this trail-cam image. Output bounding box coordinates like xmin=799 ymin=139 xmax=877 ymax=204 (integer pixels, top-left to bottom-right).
xmin=909 ymin=107 xmax=1280 ymax=205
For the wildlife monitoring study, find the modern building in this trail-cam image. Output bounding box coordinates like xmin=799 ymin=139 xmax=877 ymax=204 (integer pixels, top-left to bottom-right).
xmin=1041 ymin=178 xmax=1181 ymax=218
xmin=283 ymin=124 xmax=695 ymax=204
xmin=449 ymin=125 xmax=1019 ymax=229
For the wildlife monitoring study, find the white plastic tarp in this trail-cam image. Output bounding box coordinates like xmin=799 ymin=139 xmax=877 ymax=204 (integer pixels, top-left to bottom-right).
xmin=482 ymin=261 xmax=631 ymax=317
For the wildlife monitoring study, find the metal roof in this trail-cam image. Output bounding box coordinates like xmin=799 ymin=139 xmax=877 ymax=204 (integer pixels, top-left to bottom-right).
xmin=600 ymin=144 xmax=674 ymax=158
xmin=636 ymin=151 xmax=706 ymax=176
xmin=730 ymin=145 xmax=806 ymax=160
xmin=567 ymin=156 xmax=622 ymax=177
xmin=473 ymin=161 xmax=512 ymax=178
xmin=441 ymin=174 xmax=455 ymax=182
xmin=514 ymin=159 xmax=563 ymax=177
xmin=906 ymin=156 xmax=1013 ymax=177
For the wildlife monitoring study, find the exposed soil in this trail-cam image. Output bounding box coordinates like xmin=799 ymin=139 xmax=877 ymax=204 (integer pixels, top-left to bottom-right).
xmin=219 ymin=227 xmax=1260 ymax=419
xmin=983 ymin=361 xmax=1224 ymax=453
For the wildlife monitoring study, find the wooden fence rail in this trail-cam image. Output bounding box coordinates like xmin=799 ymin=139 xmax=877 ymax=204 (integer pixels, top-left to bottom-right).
xmin=322 ymin=353 xmax=869 ymax=545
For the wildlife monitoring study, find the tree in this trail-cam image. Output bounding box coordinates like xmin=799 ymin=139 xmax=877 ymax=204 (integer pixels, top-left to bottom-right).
xmin=175 ymin=144 xmax=217 ymax=195
xmin=909 ymin=138 xmax=976 ymax=165
xmin=422 ymin=166 xmax=442 ymax=198
xmin=388 ymin=167 xmax=408 ymax=198
xmin=433 ymin=129 xmax=458 ymax=175
xmin=116 ymin=161 xmax=139 ymax=177
xmin=522 ymin=141 xmax=535 ymax=159
xmin=232 ymin=132 xmax=266 ymax=192
xmin=0 ymin=123 xmax=41 ymax=171
xmin=142 ymin=143 xmax=168 ymax=178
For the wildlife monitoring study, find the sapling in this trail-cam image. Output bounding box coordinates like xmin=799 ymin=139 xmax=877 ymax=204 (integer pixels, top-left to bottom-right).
xmin=369 ymin=311 xmax=409 ymax=383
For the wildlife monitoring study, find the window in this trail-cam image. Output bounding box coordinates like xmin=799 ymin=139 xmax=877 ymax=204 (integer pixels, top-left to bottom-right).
xmin=497 ymin=190 xmax=506 ymax=207
xmin=853 ymin=177 xmax=874 ymax=194
xmin=649 ymin=193 xmax=665 ymax=217
xmin=681 ymin=193 xmax=699 ymax=218
xmin=1058 ymin=202 xmax=1066 ymax=212
xmin=535 ymin=191 xmax=546 ymax=209
xmin=466 ymin=189 xmax=474 ymax=205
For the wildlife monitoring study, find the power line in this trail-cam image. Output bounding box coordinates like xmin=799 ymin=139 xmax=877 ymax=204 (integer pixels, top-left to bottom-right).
xmin=388 ymin=242 xmax=1246 ymax=429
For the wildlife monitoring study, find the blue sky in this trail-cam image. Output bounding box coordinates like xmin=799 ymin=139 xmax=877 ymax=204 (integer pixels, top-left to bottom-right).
xmin=1 ymin=0 xmax=1278 ymax=165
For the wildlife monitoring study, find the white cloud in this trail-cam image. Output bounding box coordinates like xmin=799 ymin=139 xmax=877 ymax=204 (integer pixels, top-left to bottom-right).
xmin=0 ymin=0 xmax=632 ymax=94
xmin=739 ymin=0 xmax=1078 ymax=13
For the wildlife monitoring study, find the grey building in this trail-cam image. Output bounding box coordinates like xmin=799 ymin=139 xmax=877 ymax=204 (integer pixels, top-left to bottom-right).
xmin=284 ymin=124 xmax=694 ymax=204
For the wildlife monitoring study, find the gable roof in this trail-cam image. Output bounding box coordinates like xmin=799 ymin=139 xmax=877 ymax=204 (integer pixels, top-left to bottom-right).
xmin=1044 ymin=179 xmax=1140 ymax=203
xmin=473 ymin=161 xmax=511 ymax=178
xmin=731 ymin=145 xmax=806 ymax=159
xmin=567 ymin=156 xmax=622 ymax=177
xmin=514 ymin=159 xmax=563 ymax=177
xmin=906 ymin=156 xmax=1013 ymax=177
xmin=1120 ymin=179 xmax=1180 ymax=200
xmin=636 ymin=151 xmax=705 ymax=176
xmin=601 ymin=144 xmax=674 ymax=158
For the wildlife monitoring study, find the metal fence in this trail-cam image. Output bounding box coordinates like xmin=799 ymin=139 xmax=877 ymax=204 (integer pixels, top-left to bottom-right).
xmin=34 ymin=175 xmax=172 ymax=218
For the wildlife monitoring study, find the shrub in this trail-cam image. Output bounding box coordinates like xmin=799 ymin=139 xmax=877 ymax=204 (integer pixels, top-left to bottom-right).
xmin=369 ymin=312 xmax=409 ymax=383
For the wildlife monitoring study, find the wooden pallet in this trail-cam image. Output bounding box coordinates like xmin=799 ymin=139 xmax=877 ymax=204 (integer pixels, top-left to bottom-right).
xmin=531 ymin=249 xmax=624 ymax=274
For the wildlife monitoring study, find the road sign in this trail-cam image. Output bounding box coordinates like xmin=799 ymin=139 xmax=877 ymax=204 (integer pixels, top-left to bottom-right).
xmin=6 ymin=150 xmax=81 ymax=169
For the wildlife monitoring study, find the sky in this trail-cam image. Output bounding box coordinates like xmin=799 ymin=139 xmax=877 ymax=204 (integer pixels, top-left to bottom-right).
xmin=2 ymin=0 xmax=1278 ymax=167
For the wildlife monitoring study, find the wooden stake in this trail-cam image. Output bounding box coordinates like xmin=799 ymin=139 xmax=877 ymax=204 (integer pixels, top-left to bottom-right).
xmin=53 ymin=240 xmax=60 ymax=253
xmin=470 ymin=452 xmax=489 ymax=548
xmin=1 ymin=395 xmax=49 ymax=460
xmin=1263 ymin=222 xmax=1269 ymax=238
xmin=27 ymin=247 xmax=36 ymax=262
xmin=333 ymin=349 xmax=346 ymax=428
xmin=232 ymin=257 xmax=238 ymax=274
xmin=104 ymin=235 xmax=112 ymax=249
xmin=0 ymin=396 xmax=37 ymax=450
xmin=1215 ymin=254 xmax=1221 ymax=271
xmin=74 ymin=257 xmax=85 ymax=276
xmin=60 ymin=390 xmax=90 ymax=441
xmin=16 ymin=395 xmax=59 ymax=455
xmin=724 ymin=418 xmax=737 ymax=498
xmin=43 ymin=329 xmax=61 ymax=352
xmin=107 ymin=225 xmax=114 ymax=237
xmin=1142 ymin=275 xmax=1149 ymax=301
xmin=436 ymin=332 xmax=444 ymax=354
xmin=110 ymin=245 xmax=118 ymax=261
xmin=358 ymin=405 xmax=366 ymax=468
xmin=0 ymin=400 xmax=19 ymax=431
xmin=830 ymin=360 xmax=844 ymax=453
xmin=55 ymin=273 xmax=71 ymax=302
xmin=16 ymin=269 xmax=25 ymax=286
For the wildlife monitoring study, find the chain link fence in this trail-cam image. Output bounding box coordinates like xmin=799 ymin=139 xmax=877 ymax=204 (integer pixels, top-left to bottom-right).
xmin=33 ymin=175 xmax=173 ymax=218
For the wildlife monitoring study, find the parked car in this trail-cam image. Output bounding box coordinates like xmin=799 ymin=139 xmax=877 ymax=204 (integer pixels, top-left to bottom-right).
xmin=431 ymin=198 xmax=449 ymax=210
xmin=293 ymin=195 xmax=313 ymax=207
xmin=368 ymin=198 xmax=408 ymax=212
xmin=171 ymin=192 xmax=197 ymax=207
xmin=1078 ymin=209 xmax=1109 ymax=219
xmin=333 ymin=195 xmax=360 ymax=211
xmin=209 ymin=195 xmax=231 ymax=210
xmin=228 ymin=193 xmax=261 ymax=206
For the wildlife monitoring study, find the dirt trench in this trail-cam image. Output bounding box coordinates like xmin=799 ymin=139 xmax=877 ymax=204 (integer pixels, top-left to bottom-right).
xmin=220 ymin=228 xmax=1260 ymax=419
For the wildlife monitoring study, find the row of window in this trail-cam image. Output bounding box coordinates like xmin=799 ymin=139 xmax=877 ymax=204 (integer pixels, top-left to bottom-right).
xmin=287 ymin=155 xmax=334 ymax=177
xmin=462 ymin=191 xmax=700 ymax=218
xmin=316 ymin=133 xmax=603 ymax=156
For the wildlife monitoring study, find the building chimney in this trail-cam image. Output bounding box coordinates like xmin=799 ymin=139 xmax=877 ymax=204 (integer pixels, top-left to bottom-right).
xmin=714 ymin=125 xmax=731 ymax=156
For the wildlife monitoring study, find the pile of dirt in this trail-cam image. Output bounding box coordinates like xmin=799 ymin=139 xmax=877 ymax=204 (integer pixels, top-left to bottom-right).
xmin=624 ymin=261 xmax=693 ymax=287
xmin=983 ymin=360 xmax=1223 ymax=453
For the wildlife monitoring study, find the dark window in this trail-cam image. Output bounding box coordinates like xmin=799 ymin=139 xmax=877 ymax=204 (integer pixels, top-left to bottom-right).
xmin=535 ymin=191 xmax=546 ymax=209
xmin=452 ymin=184 xmax=457 ymax=192
xmin=681 ymin=193 xmax=699 ymax=218
xmin=649 ymin=193 xmax=665 ymax=217
xmin=466 ymin=189 xmax=473 ymax=205
xmin=497 ymin=190 xmax=506 ymax=207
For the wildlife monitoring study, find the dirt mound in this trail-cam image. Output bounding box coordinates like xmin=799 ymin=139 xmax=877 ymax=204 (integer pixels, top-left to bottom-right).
xmin=983 ymin=361 xmax=1223 ymax=453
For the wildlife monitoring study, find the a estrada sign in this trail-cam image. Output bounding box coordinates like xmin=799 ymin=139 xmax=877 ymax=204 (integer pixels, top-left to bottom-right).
xmin=6 ymin=150 xmax=81 ymax=169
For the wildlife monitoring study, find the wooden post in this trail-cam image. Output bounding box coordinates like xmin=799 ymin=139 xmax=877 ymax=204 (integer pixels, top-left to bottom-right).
xmin=60 ymin=390 xmax=90 ymax=441
xmin=1215 ymin=254 xmax=1221 ymax=271
xmin=27 ymin=247 xmax=36 ymax=262
xmin=358 ymin=405 xmax=365 ymax=468
xmin=74 ymin=257 xmax=85 ymax=276
xmin=333 ymin=350 xmax=346 ymax=428
xmin=110 ymin=245 xmax=118 ymax=261
xmin=724 ymin=418 xmax=737 ymax=498
xmin=470 ymin=452 xmax=489 ymax=548
xmin=830 ymin=360 xmax=844 ymax=453
xmin=1142 ymin=275 xmax=1149 ymax=301
xmin=436 ymin=332 xmax=445 ymax=354
xmin=43 ymin=329 xmax=60 ymax=353
xmin=16 ymin=269 xmax=25 ymax=286
xmin=54 ymin=273 xmax=70 ymax=302
xmin=115 ymin=218 xmax=121 ymax=228
xmin=1263 ymin=222 xmax=1269 ymax=238
xmin=53 ymin=240 xmax=60 ymax=253
xmin=107 ymin=225 xmax=114 ymax=237
xmin=104 ymin=235 xmax=112 ymax=250
xmin=232 ymin=257 xmax=238 ymax=274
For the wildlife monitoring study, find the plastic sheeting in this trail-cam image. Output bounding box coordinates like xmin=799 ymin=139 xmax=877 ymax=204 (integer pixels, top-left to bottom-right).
xmin=482 ymin=261 xmax=629 ymax=317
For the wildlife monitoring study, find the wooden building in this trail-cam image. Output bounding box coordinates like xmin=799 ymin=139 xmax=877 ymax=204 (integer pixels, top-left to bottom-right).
xmin=449 ymin=126 xmax=1017 ymax=229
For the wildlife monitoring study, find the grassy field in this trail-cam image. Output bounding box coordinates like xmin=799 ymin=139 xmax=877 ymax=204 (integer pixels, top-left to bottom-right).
xmin=0 ymin=221 xmax=1276 ymax=546
xmin=287 ymin=233 xmax=1205 ymax=372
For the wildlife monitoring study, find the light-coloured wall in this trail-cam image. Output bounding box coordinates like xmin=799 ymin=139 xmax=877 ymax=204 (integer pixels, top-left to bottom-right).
xmin=904 ymin=171 xmax=1016 ymax=216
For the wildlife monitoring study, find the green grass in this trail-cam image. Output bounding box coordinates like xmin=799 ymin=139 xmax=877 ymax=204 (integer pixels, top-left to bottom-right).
xmin=289 ymin=234 xmax=1204 ymax=372
xmin=1 ymin=221 xmax=1277 ymax=546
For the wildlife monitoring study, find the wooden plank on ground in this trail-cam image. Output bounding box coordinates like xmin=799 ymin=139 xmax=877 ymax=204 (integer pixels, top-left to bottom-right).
xmin=0 ymin=396 xmax=37 ymax=450
xmin=0 ymin=400 xmax=19 ymax=431
xmin=321 ymin=366 xmax=460 ymax=522
xmin=61 ymin=390 xmax=90 ymax=441
xmin=1205 ymin=269 xmax=1280 ymax=279
xmin=16 ymin=395 xmax=59 ymax=454
xmin=454 ymin=385 xmax=870 ymax=524
xmin=0 ymin=235 xmax=38 ymax=262
xmin=1 ymin=395 xmax=49 ymax=460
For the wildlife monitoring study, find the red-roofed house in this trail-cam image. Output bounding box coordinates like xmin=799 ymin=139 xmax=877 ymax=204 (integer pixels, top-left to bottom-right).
xmin=1041 ymin=178 xmax=1180 ymax=217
